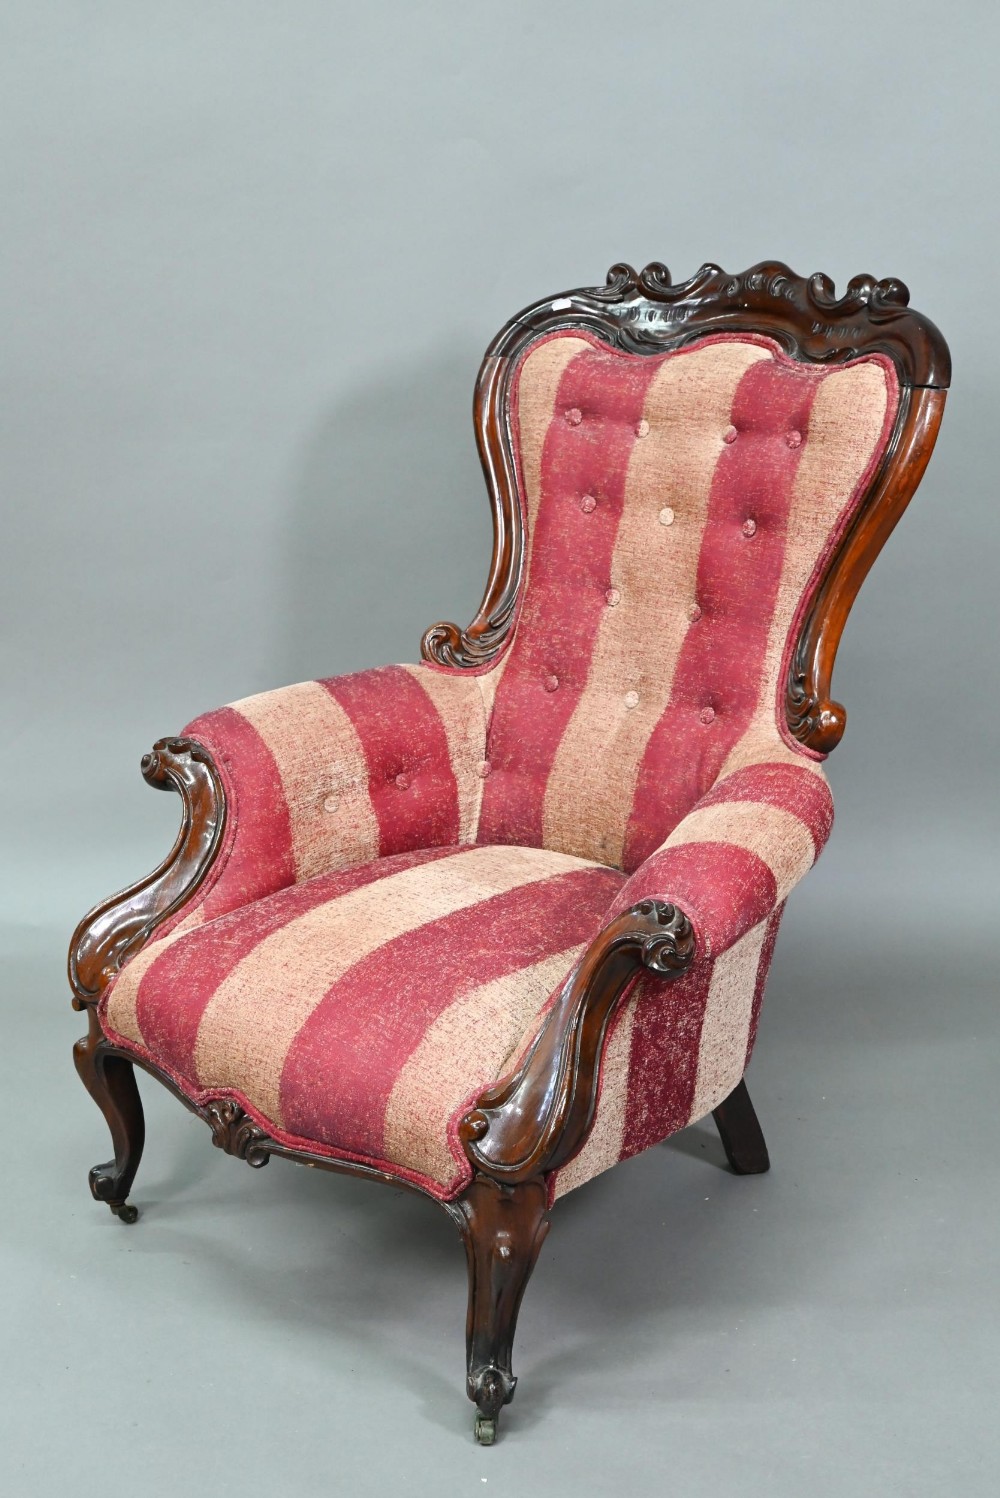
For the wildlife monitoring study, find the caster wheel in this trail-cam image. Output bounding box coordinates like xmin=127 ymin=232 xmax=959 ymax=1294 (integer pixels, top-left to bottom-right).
xmin=474 ymin=1416 xmax=497 ymax=1446
xmin=112 ymin=1203 xmax=139 ymax=1224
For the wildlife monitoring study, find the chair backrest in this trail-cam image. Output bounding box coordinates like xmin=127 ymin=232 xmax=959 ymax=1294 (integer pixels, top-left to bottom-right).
xmin=423 ymin=262 xmax=950 ymax=872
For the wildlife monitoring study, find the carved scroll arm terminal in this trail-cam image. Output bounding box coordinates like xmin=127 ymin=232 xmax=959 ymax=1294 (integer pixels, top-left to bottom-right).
xmin=459 ymin=901 xmax=695 ymax=1185
xmin=68 ymin=737 xmax=225 ymax=1009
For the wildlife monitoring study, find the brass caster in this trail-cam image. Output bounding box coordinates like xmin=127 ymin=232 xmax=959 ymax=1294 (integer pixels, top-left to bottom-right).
xmin=474 ymin=1415 xmax=497 ymax=1446
xmin=110 ymin=1202 xmax=139 ymax=1224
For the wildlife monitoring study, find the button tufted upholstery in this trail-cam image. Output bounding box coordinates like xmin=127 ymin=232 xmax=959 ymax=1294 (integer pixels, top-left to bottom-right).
xmin=479 ymin=331 xmax=896 ymax=874
xmin=100 ymin=326 xmax=898 ymax=1202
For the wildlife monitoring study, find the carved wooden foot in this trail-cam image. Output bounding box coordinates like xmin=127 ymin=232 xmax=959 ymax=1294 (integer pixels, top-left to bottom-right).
xmin=73 ymin=1013 xmax=145 ymax=1221
xmin=451 ymin=1174 xmax=550 ymax=1444
xmin=712 ymin=1078 xmax=770 ymax=1175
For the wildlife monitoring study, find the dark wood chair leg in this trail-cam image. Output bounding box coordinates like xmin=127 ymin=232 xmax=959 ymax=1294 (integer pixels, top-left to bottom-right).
xmin=712 ymin=1078 xmax=770 ymax=1175
xmin=450 ymin=1173 xmax=550 ymax=1445
xmin=73 ymin=1012 xmax=145 ymax=1222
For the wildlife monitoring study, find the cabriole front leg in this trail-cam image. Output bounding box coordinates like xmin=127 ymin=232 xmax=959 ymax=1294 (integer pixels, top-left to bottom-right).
xmin=68 ymin=736 xmax=225 ymax=1223
xmin=73 ymin=1009 xmax=145 ymax=1222
xmin=452 ymin=1174 xmax=550 ymax=1445
xmin=450 ymin=902 xmax=693 ymax=1442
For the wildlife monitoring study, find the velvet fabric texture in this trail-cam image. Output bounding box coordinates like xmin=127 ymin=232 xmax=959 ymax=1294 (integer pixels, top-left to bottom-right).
xmin=100 ymin=330 xmax=897 ymax=1200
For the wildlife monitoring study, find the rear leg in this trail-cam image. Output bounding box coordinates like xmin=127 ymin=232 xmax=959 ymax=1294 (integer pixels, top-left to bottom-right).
xmin=712 ymin=1078 xmax=769 ymax=1175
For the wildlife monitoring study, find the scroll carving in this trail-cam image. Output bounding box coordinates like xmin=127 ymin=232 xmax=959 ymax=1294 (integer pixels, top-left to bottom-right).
xmin=784 ymin=382 xmax=946 ymax=751
xmin=421 ymin=346 xmax=525 ymax=670
xmin=421 ymin=259 xmax=949 ymax=755
xmin=460 ymin=901 xmax=695 ymax=1184
xmin=204 ymin=1099 xmax=272 ymax=1168
xmin=68 ymin=737 xmax=225 ymax=1008
xmin=588 ymin=261 xmax=947 ymax=378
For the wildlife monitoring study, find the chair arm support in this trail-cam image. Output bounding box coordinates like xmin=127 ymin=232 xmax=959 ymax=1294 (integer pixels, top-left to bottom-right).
xmin=460 ymin=748 xmax=833 ymax=1186
xmin=459 ymin=901 xmax=695 ymax=1184
xmin=69 ymin=663 xmax=488 ymax=1006
xmin=68 ymin=738 xmax=225 ymax=1009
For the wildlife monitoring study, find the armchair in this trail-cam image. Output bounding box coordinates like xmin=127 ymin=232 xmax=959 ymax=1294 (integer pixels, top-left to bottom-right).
xmin=69 ymin=260 xmax=949 ymax=1443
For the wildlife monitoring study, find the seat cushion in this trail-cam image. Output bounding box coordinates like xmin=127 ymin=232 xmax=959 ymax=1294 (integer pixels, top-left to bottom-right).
xmin=102 ymin=843 xmax=623 ymax=1198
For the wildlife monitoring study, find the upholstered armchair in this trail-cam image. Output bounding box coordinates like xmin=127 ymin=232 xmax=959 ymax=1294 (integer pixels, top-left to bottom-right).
xmin=69 ymin=261 xmax=949 ymax=1443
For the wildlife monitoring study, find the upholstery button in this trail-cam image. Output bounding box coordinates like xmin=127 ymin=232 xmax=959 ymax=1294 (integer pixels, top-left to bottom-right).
xmin=722 ymin=425 xmax=738 ymax=444
xmin=658 ymin=506 xmax=675 ymax=526
xmin=786 ymin=429 xmax=802 ymax=449
xmin=565 ymin=407 xmax=582 ymax=426
xmin=544 ymin=674 xmax=559 ymax=693
xmin=394 ymin=772 xmax=410 ymax=790
xmin=635 ymin=418 xmax=650 ymax=438
xmin=323 ymin=794 xmax=339 ymax=814
xmin=477 ymin=759 xmax=492 ymax=779
xmin=580 ymin=494 xmax=597 ymax=513
xmin=605 ymin=587 xmax=621 ymax=607
xmin=623 ymin=690 xmax=640 ymax=709
xmin=742 ymin=518 xmax=757 ymax=538
xmin=699 ymin=706 xmax=716 ymax=726
xmin=688 ymin=602 xmax=702 ymax=622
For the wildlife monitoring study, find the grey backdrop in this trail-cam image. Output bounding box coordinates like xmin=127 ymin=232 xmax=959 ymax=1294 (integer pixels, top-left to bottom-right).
xmin=3 ymin=4 xmax=998 ymax=1495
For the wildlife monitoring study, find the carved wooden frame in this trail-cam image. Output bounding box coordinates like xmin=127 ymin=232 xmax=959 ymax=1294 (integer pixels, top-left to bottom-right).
xmin=69 ymin=261 xmax=949 ymax=1442
xmin=423 ymin=259 xmax=949 ymax=752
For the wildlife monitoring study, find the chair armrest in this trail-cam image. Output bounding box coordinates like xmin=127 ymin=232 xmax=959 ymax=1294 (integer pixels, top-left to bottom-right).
xmin=182 ymin=664 xmax=488 ymax=921
xmin=69 ymin=663 xmax=487 ymax=1006
xmin=460 ymin=900 xmax=695 ymax=1183
xmin=69 ymin=738 xmax=224 ymax=1008
xmin=460 ymin=749 xmax=832 ymax=1183
xmin=609 ymin=752 xmax=834 ymax=962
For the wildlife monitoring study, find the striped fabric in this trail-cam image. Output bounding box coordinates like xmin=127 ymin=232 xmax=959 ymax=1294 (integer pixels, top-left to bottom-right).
xmin=477 ymin=328 xmax=890 ymax=1196
xmin=479 ymin=331 xmax=896 ymax=869
xmin=100 ymin=327 xmax=897 ymax=1201
xmin=102 ymin=844 xmax=622 ymax=1199
xmin=549 ymin=746 xmax=831 ymax=1196
xmin=170 ymin=664 xmax=489 ymax=929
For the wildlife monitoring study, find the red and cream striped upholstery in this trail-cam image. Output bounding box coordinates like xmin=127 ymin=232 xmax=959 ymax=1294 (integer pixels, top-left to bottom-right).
xmin=104 ymin=843 xmax=623 ymax=1198
xmin=101 ymin=328 xmax=897 ymax=1201
xmin=480 ymin=331 xmax=895 ymax=868
xmin=551 ymin=738 xmax=832 ymax=1196
xmin=163 ymin=665 xmax=489 ymax=931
